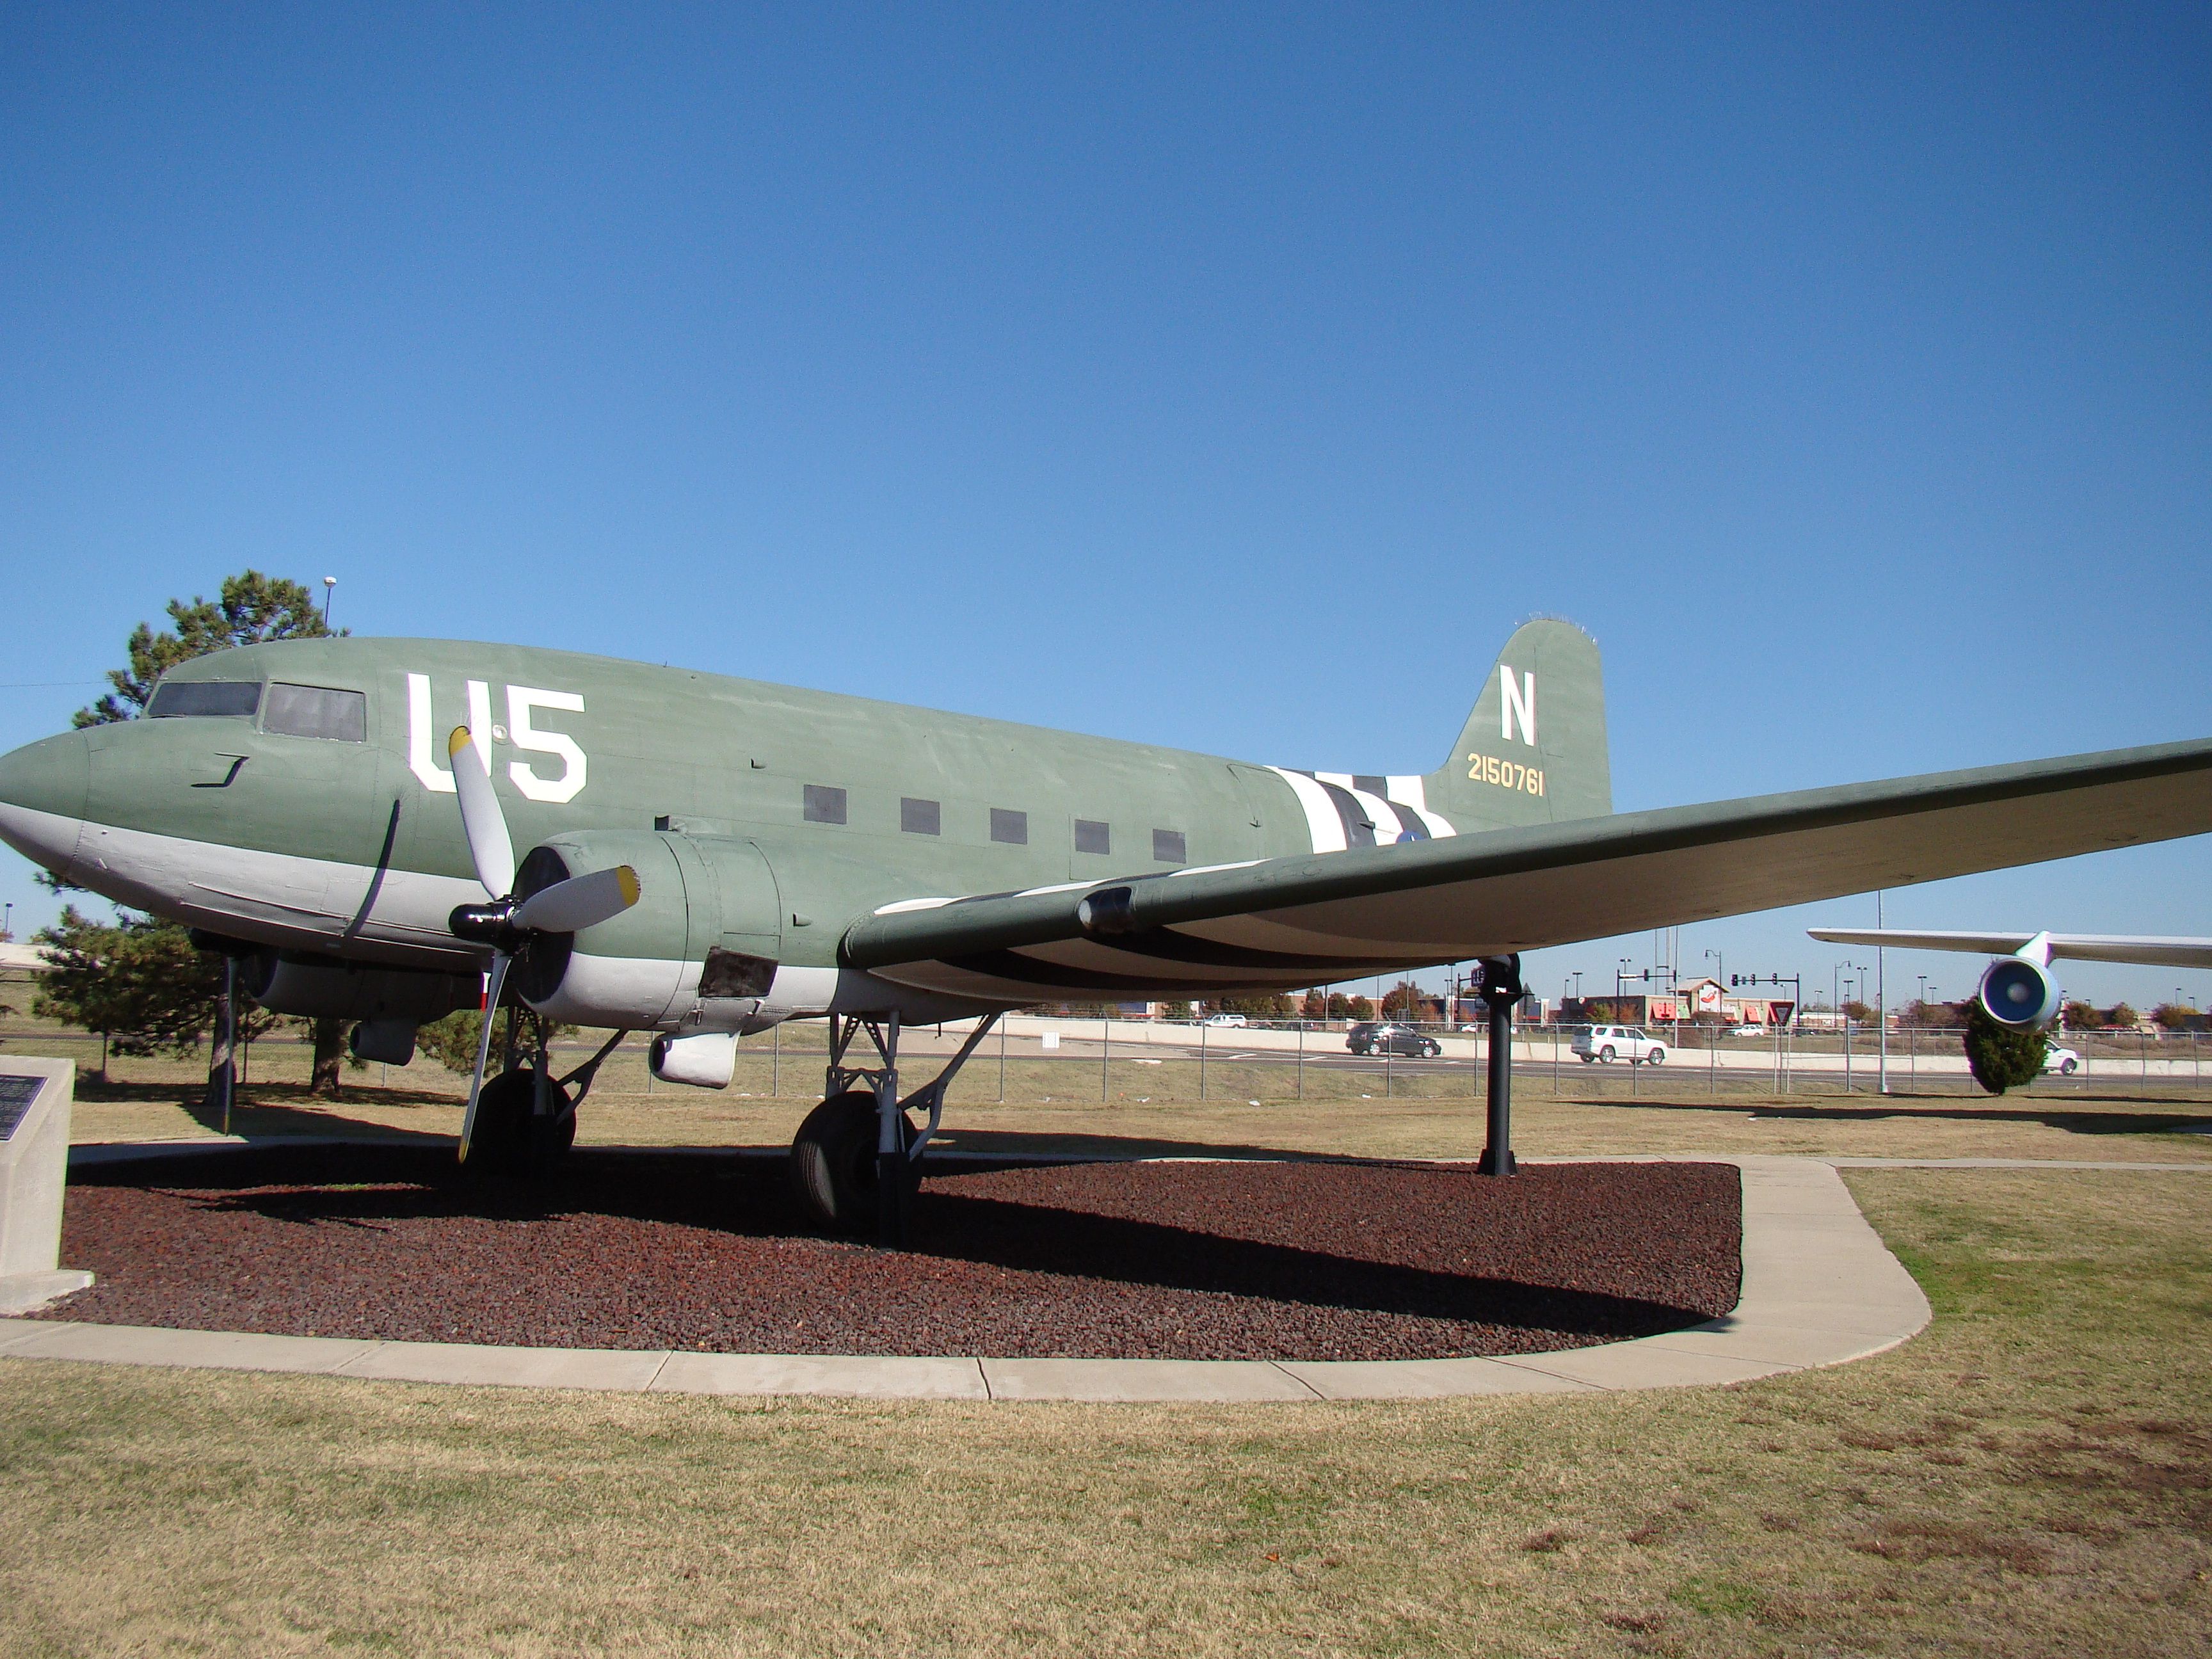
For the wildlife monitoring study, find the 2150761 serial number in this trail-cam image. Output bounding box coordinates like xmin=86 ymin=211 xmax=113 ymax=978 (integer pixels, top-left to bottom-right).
xmin=1467 ymin=753 xmax=1545 ymax=796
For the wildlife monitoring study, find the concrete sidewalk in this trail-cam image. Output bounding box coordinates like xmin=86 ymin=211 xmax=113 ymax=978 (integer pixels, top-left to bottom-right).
xmin=0 ymin=1155 xmax=1933 ymax=1402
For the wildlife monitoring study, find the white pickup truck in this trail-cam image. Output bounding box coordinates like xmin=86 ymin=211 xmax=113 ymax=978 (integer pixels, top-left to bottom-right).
xmin=1571 ymin=1025 xmax=1669 ymax=1065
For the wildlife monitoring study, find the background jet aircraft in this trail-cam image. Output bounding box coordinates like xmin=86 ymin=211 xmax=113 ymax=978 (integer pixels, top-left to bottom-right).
xmin=1807 ymin=927 xmax=2212 ymax=1029
xmin=1 ymin=618 xmax=2207 ymax=1235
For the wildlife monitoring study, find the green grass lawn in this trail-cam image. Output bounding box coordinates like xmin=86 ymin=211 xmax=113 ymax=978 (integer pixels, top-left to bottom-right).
xmin=1 ymin=1167 xmax=2205 ymax=1656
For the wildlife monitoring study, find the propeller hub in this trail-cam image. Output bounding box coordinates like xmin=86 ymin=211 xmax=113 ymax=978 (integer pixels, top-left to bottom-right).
xmin=449 ymin=901 xmax=526 ymax=953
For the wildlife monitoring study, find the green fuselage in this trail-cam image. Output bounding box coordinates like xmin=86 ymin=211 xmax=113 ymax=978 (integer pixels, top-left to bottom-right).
xmin=0 ymin=626 xmax=1614 ymax=1027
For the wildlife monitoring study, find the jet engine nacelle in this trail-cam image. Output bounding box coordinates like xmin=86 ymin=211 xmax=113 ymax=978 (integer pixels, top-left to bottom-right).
xmin=243 ymin=950 xmax=480 ymax=1024
xmin=1977 ymin=954 xmax=2060 ymax=1029
xmin=507 ymin=828 xmax=784 ymax=1032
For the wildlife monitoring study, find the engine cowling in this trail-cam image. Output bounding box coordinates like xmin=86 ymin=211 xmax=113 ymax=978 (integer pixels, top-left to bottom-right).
xmin=507 ymin=829 xmax=783 ymax=1031
xmin=1978 ymin=954 xmax=2060 ymax=1029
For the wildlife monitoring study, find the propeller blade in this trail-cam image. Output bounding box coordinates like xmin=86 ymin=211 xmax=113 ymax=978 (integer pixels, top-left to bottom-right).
xmin=513 ymin=864 xmax=642 ymax=935
xmin=456 ymin=951 xmax=511 ymax=1165
xmin=448 ymin=726 xmax=515 ymax=898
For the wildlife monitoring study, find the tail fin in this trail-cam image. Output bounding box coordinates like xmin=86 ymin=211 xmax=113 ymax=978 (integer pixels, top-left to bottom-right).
xmin=1423 ymin=618 xmax=1610 ymax=832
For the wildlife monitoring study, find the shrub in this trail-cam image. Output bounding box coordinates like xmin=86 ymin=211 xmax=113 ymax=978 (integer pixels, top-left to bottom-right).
xmin=1962 ymin=1000 xmax=2049 ymax=1094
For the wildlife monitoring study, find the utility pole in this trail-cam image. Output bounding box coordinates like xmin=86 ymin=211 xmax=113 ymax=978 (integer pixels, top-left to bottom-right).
xmin=1877 ymin=890 xmax=1888 ymax=1094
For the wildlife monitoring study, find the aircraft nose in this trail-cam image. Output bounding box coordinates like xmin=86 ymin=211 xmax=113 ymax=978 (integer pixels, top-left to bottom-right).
xmin=0 ymin=729 xmax=90 ymax=867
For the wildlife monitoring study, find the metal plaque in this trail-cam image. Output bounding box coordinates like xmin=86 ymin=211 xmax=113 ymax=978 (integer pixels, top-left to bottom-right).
xmin=0 ymin=1075 xmax=40 ymax=1142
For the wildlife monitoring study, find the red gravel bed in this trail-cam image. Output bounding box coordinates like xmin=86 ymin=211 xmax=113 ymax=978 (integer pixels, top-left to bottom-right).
xmin=40 ymin=1149 xmax=1740 ymax=1362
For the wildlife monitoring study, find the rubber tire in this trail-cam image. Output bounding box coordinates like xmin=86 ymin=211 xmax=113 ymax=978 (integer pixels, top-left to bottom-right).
xmin=464 ymin=1067 xmax=575 ymax=1180
xmin=1580 ymin=1055 xmax=1596 ymax=1064
xmin=1647 ymin=1048 xmax=1665 ymax=1066
xmin=2060 ymin=1059 xmax=2078 ymax=1075
xmin=1599 ymin=1046 xmax=1615 ymax=1064
xmin=1422 ymin=1041 xmax=1439 ymax=1057
xmin=790 ymin=1089 xmax=918 ymax=1234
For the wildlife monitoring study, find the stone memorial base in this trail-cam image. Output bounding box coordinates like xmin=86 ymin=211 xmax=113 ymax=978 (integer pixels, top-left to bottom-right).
xmin=0 ymin=1059 xmax=92 ymax=1313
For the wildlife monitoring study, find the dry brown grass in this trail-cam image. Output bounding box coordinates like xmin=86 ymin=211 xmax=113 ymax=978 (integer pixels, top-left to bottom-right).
xmin=0 ymin=1166 xmax=2206 ymax=1654
xmin=15 ymin=1000 xmax=2210 ymax=1165
xmin=53 ymin=1063 xmax=2212 ymax=1169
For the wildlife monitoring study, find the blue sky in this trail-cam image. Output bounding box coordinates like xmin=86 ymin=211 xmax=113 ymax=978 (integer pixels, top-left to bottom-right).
xmin=3 ymin=3 xmax=2208 ymax=1011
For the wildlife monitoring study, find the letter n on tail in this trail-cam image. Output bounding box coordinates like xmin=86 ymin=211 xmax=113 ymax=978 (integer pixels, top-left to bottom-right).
xmin=1500 ymin=668 xmax=1536 ymax=747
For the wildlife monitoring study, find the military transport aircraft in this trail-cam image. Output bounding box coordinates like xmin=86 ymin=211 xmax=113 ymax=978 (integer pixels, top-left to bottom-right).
xmin=1807 ymin=927 xmax=2212 ymax=1029
xmin=1 ymin=618 xmax=2207 ymax=1240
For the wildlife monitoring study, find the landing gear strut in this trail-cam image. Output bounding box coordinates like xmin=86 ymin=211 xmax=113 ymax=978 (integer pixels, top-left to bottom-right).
xmin=463 ymin=1014 xmax=629 ymax=1178
xmin=1477 ymin=953 xmax=1521 ymax=1176
xmin=789 ymin=1011 xmax=1002 ymax=1246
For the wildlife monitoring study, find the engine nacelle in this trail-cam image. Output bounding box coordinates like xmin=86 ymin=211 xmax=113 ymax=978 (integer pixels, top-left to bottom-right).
xmin=243 ymin=950 xmax=479 ymax=1024
xmin=508 ymin=828 xmax=784 ymax=1031
xmin=1978 ymin=954 xmax=2060 ymax=1029
xmin=648 ymin=1031 xmax=739 ymax=1089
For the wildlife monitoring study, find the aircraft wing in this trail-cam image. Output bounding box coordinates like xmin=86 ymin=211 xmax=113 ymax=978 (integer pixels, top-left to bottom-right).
xmin=841 ymin=737 xmax=2212 ymax=1002
xmin=1807 ymin=927 xmax=2212 ymax=970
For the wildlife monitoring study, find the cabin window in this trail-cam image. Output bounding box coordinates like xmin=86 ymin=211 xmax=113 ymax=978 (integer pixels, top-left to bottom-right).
xmin=1153 ymin=828 xmax=1187 ymax=863
xmin=262 ymin=683 xmax=367 ymax=742
xmin=803 ymin=784 xmax=847 ymax=825
xmin=147 ymin=680 xmax=261 ymax=719
xmin=1074 ymin=819 xmax=1110 ymax=856
xmin=901 ymin=797 xmax=940 ymax=835
xmin=990 ymin=807 xmax=1028 ymax=846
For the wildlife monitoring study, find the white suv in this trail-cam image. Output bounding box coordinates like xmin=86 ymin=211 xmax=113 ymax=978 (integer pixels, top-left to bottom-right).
xmin=1572 ymin=1025 xmax=1668 ymax=1065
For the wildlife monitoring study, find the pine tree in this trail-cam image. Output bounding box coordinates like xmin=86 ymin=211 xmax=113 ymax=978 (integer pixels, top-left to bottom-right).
xmin=49 ymin=570 xmax=347 ymax=1096
xmin=74 ymin=570 xmax=341 ymax=727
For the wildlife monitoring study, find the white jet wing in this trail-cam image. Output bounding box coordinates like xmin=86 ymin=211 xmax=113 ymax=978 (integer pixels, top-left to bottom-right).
xmin=1809 ymin=928 xmax=2212 ymax=970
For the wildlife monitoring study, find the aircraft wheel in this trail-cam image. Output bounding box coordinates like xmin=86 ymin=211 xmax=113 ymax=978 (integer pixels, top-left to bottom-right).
xmin=465 ymin=1068 xmax=575 ymax=1179
xmin=790 ymin=1089 xmax=917 ymax=1233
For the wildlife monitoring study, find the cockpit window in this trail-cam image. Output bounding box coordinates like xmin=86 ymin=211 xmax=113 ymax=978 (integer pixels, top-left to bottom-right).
xmin=147 ymin=680 xmax=262 ymax=719
xmin=263 ymin=682 xmax=369 ymax=742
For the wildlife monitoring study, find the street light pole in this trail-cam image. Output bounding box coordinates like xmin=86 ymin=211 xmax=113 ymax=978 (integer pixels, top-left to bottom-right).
xmin=321 ymin=575 xmax=337 ymax=626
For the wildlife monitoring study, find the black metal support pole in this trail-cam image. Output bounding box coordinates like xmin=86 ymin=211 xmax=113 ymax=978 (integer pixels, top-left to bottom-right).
xmin=1477 ymin=954 xmax=1521 ymax=1176
xmin=220 ymin=956 xmax=237 ymax=1136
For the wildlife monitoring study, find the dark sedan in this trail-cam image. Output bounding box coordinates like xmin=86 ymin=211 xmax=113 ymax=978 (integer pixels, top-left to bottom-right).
xmin=1345 ymin=1022 xmax=1443 ymax=1057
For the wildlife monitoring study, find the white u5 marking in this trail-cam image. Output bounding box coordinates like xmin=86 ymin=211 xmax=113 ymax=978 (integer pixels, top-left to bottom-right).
xmin=407 ymin=674 xmax=588 ymax=805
